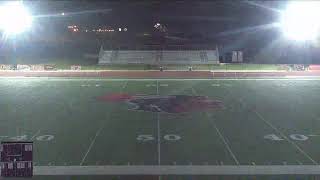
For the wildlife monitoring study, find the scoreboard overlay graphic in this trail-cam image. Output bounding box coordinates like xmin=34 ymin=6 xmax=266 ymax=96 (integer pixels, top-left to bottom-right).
xmin=0 ymin=141 xmax=33 ymax=177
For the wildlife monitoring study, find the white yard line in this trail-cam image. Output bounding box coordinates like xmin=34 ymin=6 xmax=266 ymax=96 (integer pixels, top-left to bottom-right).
xmin=223 ymin=86 xmax=319 ymax=165
xmin=30 ymin=130 xmax=41 ymax=141
xmin=156 ymin=80 xmax=161 ymax=166
xmin=81 ymin=80 xmax=128 ymax=166
xmin=156 ymin=80 xmax=162 ymax=180
xmin=33 ymin=165 xmax=320 ymax=175
xmin=121 ymin=81 xmax=128 ymax=91
xmin=206 ymin=114 xmax=240 ymax=165
xmin=190 ymin=86 xmax=197 ymax=95
xmin=156 ymin=80 xmax=159 ymax=95
xmin=191 ymin=86 xmax=240 ymax=165
xmin=253 ymin=110 xmax=318 ymax=165
xmin=157 ymin=113 xmax=161 ymax=165
xmin=80 ymin=125 xmax=104 ymax=166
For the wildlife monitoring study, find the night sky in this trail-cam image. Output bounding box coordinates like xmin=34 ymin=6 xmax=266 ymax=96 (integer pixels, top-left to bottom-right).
xmin=3 ymin=0 xmax=318 ymax=64
xmin=24 ymin=1 xmax=285 ymax=38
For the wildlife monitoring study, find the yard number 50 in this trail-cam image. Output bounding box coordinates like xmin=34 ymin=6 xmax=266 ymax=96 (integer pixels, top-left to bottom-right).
xmin=137 ymin=134 xmax=181 ymax=142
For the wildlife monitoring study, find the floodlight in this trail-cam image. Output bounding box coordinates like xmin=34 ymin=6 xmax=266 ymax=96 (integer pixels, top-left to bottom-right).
xmin=280 ymin=1 xmax=320 ymax=41
xmin=0 ymin=1 xmax=33 ymax=35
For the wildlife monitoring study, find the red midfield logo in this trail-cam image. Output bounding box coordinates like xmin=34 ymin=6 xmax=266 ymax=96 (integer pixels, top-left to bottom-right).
xmin=97 ymin=93 xmax=225 ymax=113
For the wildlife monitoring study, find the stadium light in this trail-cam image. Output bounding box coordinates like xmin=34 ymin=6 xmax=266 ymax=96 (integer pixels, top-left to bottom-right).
xmin=280 ymin=1 xmax=320 ymax=41
xmin=0 ymin=1 xmax=33 ymax=36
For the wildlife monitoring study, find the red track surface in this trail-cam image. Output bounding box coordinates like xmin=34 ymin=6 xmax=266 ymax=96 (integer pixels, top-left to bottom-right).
xmin=0 ymin=70 xmax=320 ymax=78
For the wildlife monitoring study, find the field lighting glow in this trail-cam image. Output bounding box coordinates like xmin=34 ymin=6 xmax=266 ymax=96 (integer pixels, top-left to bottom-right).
xmin=280 ymin=1 xmax=320 ymax=41
xmin=0 ymin=2 xmax=33 ymax=35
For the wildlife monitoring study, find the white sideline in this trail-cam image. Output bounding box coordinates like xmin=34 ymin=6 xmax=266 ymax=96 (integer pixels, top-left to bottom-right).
xmin=2 ymin=77 xmax=320 ymax=81
xmin=32 ymin=165 xmax=320 ymax=175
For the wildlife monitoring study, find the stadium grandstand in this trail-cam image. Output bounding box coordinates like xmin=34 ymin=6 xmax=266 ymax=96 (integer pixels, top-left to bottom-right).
xmin=98 ymin=46 xmax=219 ymax=65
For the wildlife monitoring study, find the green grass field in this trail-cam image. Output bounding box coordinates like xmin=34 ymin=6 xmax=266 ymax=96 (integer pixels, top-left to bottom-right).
xmin=1 ymin=78 xmax=320 ymax=168
xmin=0 ymin=78 xmax=320 ymax=180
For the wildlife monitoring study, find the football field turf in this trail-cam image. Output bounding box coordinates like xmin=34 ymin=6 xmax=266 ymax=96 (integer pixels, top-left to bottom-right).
xmin=1 ymin=77 xmax=320 ymax=168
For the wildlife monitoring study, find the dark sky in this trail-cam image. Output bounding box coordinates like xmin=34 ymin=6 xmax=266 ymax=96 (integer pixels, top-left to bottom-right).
xmin=4 ymin=0 xmax=318 ymax=64
xmin=1 ymin=0 xmax=292 ymax=54
xmin=25 ymin=0 xmax=286 ymax=35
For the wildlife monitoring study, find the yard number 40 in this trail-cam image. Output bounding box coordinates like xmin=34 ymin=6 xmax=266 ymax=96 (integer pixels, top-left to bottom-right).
xmin=264 ymin=134 xmax=309 ymax=141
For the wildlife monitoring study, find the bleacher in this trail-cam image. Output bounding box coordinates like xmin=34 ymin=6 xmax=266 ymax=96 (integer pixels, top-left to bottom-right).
xmin=116 ymin=51 xmax=157 ymax=64
xmin=161 ymin=51 xmax=200 ymax=64
xmin=98 ymin=49 xmax=219 ymax=65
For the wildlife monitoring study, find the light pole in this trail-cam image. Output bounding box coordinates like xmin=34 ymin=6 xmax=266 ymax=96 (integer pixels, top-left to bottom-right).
xmin=0 ymin=1 xmax=33 ymax=65
xmin=0 ymin=2 xmax=33 ymax=36
xmin=278 ymin=1 xmax=320 ymax=66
